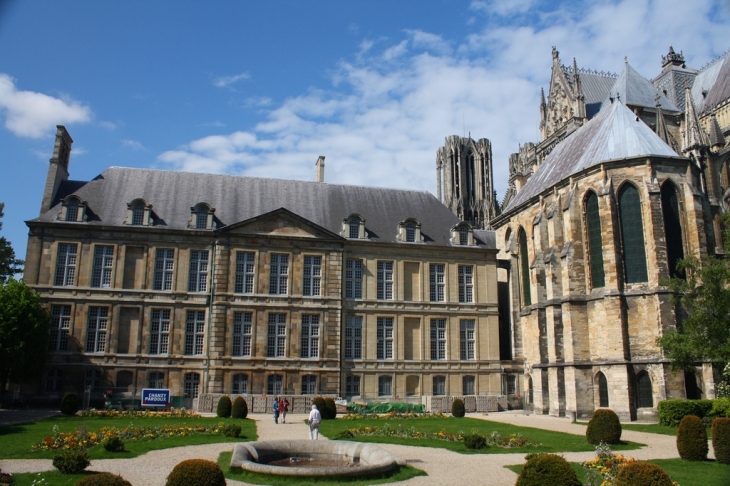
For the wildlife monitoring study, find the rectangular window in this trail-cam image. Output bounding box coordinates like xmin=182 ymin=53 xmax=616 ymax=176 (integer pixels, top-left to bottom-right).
xmin=91 ymin=245 xmax=114 ymax=288
xmin=85 ymin=369 xmax=101 ymax=391
xmin=378 ymin=375 xmax=392 ymax=396
xmin=184 ymin=310 xmax=205 ymax=355
xmin=300 ymin=314 xmax=320 ymax=358
xmin=377 ymin=317 xmax=394 ymax=360
xmin=377 ymin=261 xmax=394 ymax=300
xmin=429 ymin=264 xmax=445 ymax=302
xmin=269 ymin=254 xmax=289 ymax=295
xmin=303 ymin=256 xmax=322 ymax=296
xmin=55 ymin=243 xmax=78 ymax=286
xmin=50 ymin=305 xmax=71 ymax=351
xmin=267 ymin=374 xmax=283 ymax=395
xmin=232 ymin=312 xmax=253 ymax=357
xmin=345 ymin=259 xmax=363 ymax=299
xmin=344 ymin=316 xmax=362 ymax=360
xmin=460 ymin=319 xmax=475 ymax=360
xmin=463 ymin=375 xmax=475 ymax=395
xmin=46 ymin=369 xmax=62 ymax=391
xmin=459 ymin=265 xmax=474 ymax=303
xmin=86 ymin=307 xmax=108 ymax=352
xmin=149 ymin=309 xmax=171 ymax=354
xmin=348 ymin=220 xmax=360 ymax=239
xmin=430 ymin=318 xmax=447 ymax=360
xmin=233 ymin=374 xmax=248 ymax=394
xmin=267 ymin=313 xmax=287 ymax=357
xmin=184 ymin=372 xmax=200 ymax=398
xmin=346 ymin=375 xmax=360 ymax=396
xmin=154 ymin=249 xmax=175 ymax=291
xmin=506 ymin=375 xmax=517 ymax=396
xmin=433 ymin=376 xmax=446 ymax=395
xmin=188 ymin=250 xmax=209 ymax=292
xmin=234 ymin=251 xmax=256 ymax=293
xmin=148 ymin=372 xmax=165 ymax=389
xmin=302 ymin=375 xmax=317 ymax=395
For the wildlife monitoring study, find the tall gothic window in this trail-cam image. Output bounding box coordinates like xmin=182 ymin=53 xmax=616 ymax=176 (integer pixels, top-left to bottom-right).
xmin=618 ymin=184 xmax=648 ymax=283
xmin=518 ymin=228 xmax=531 ymax=306
xmin=636 ymin=371 xmax=653 ymax=408
xmin=597 ymin=372 xmax=609 ymax=408
xmin=585 ymin=191 xmax=605 ymax=287
xmin=661 ymin=182 xmax=685 ymax=278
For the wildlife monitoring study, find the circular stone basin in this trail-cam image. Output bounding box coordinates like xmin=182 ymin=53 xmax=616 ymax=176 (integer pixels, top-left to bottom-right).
xmin=230 ymin=440 xmax=406 ymax=477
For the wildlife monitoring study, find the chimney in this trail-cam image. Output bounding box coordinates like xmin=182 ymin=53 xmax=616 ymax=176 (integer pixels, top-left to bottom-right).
xmin=40 ymin=126 xmax=73 ymax=215
xmin=315 ymin=155 xmax=325 ymax=182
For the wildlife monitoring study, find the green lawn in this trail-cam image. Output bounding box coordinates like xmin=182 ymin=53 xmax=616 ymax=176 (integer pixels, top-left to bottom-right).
xmin=621 ymin=422 xmax=713 ymax=438
xmin=217 ymin=451 xmax=427 ymax=485
xmin=0 ymin=414 xmax=257 ymax=459
xmin=318 ymin=417 xmax=644 ymax=454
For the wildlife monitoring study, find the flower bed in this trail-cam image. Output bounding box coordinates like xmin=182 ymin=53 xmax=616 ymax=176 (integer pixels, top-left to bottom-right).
xmin=341 ymin=411 xmax=448 ymax=420
xmin=77 ymin=408 xmax=200 ymax=419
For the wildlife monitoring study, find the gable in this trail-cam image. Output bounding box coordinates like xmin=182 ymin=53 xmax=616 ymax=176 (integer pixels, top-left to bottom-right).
xmin=223 ymin=208 xmax=342 ymax=240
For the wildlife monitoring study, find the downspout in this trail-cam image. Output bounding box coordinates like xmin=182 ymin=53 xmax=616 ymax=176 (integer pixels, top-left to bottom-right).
xmin=205 ymin=238 xmax=217 ymax=394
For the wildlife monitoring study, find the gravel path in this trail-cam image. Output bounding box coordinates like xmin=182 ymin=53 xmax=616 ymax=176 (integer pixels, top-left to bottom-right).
xmin=0 ymin=410 xmax=702 ymax=485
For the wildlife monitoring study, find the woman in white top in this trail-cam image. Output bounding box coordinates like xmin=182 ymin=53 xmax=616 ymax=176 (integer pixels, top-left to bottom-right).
xmin=308 ymin=404 xmax=322 ymax=440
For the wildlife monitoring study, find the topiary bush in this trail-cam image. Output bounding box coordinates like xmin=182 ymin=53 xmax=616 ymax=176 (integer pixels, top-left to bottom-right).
xmin=53 ymin=450 xmax=90 ymax=474
xmin=615 ymin=461 xmax=673 ymax=486
xmin=76 ymin=473 xmax=133 ymax=486
xmin=451 ymin=398 xmax=465 ymax=418
xmin=165 ymin=458 xmax=226 ymax=486
xmin=216 ymin=395 xmax=232 ymax=418
xmin=515 ymin=453 xmax=581 ymax=486
xmin=324 ymin=397 xmax=337 ymax=420
xmin=712 ymin=417 xmax=730 ymax=465
xmin=231 ymin=396 xmax=248 ymax=419
xmin=586 ymin=408 xmax=622 ymax=444
xmin=463 ymin=433 xmax=486 ymax=449
xmin=709 ymin=397 xmax=730 ymax=419
xmin=676 ymin=414 xmax=708 ymax=461
xmin=313 ymin=396 xmax=326 ymax=417
xmin=60 ymin=393 xmax=80 ymax=416
xmin=658 ymin=399 xmax=714 ymax=427
xmin=102 ymin=436 xmax=125 ymax=452
xmin=223 ymin=423 xmax=241 ymax=438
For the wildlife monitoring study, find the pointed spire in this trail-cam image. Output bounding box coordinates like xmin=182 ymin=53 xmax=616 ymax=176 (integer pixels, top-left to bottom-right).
xmin=683 ymin=85 xmax=710 ymax=153
xmin=654 ymin=94 xmax=671 ymax=146
xmin=572 ymin=57 xmax=583 ymax=97
xmin=708 ymin=114 xmax=726 ymax=150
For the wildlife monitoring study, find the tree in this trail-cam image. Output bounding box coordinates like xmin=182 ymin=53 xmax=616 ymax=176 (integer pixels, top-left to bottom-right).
xmin=658 ymin=212 xmax=730 ymax=375
xmin=0 ymin=203 xmax=24 ymax=283
xmin=0 ymin=278 xmax=50 ymax=406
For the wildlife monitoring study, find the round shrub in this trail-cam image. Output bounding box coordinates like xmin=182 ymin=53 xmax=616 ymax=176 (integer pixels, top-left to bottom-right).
xmin=102 ymin=436 xmax=125 ymax=452
xmin=451 ymin=398 xmax=465 ymax=418
xmin=615 ymin=461 xmax=673 ymax=486
xmin=60 ymin=393 xmax=80 ymax=416
xmin=76 ymin=473 xmax=133 ymax=486
xmin=216 ymin=395 xmax=232 ymax=418
xmin=223 ymin=423 xmax=241 ymax=438
xmin=463 ymin=433 xmax=486 ymax=449
xmin=53 ymin=450 xmax=90 ymax=474
xmin=515 ymin=453 xmax=581 ymax=486
xmin=677 ymin=414 xmax=708 ymax=461
xmin=586 ymin=408 xmax=622 ymax=444
xmin=712 ymin=417 xmax=730 ymax=465
xmin=324 ymin=397 xmax=337 ymax=420
xmin=231 ymin=396 xmax=248 ymax=419
xmin=165 ymin=458 xmax=225 ymax=486
xmin=313 ymin=396 xmax=327 ymax=417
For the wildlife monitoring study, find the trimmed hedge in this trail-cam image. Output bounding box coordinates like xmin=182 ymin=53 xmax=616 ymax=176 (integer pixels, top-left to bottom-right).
xmin=586 ymin=408 xmax=622 ymax=445
xmin=60 ymin=393 xmax=80 ymax=416
xmin=231 ymin=396 xmax=248 ymax=419
xmin=515 ymin=453 xmax=581 ymax=486
xmin=53 ymin=450 xmax=90 ymax=474
xmin=658 ymin=399 xmax=714 ymax=427
xmin=712 ymin=417 xmax=730 ymax=465
xmin=676 ymin=415 xmax=708 ymax=461
xmin=313 ymin=397 xmax=327 ymax=418
xmin=323 ymin=397 xmax=337 ymax=420
xmin=615 ymin=461 xmax=673 ymax=486
xmin=165 ymin=459 xmax=225 ymax=486
xmin=102 ymin=436 xmax=125 ymax=452
xmin=463 ymin=433 xmax=486 ymax=449
xmin=710 ymin=397 xmax=730 ymax=419
xmin=451 ymin=398 xmax=466 ymax=418
xmin=76 ymin=473 xmax=133 ymax=486
xmin=216 ymin=395 xmax=232 ymax=418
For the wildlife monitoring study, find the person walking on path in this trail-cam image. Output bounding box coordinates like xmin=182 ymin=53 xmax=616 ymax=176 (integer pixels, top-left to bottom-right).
xmin=281 ymin=398 xmax=289 ymax=424
xmin=308 ymin=404 xmax=321 ymax=439
xmin=272 ymin=397 xmax=280 ymax=424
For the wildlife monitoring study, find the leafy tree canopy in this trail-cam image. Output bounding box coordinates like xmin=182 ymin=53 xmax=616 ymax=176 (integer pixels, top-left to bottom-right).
xmin=0 ymin=202 xmax=24 ymax=283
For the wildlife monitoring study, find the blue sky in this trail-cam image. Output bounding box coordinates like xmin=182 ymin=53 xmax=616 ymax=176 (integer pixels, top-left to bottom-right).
xmin=0 ymin=0 xmax=728 ymax=262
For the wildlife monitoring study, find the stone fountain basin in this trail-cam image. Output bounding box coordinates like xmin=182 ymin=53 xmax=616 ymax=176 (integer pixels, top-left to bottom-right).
xmin=230 ymin=440 xmax=406 ymax=477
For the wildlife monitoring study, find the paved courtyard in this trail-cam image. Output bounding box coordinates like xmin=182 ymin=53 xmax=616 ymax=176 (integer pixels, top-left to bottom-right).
xmin=0 ymin=410 xmax=702 ymax=485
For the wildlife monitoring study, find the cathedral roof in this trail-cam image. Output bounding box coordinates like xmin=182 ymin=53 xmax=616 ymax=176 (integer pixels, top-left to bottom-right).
xmin=604 ymin=60 xmax=679 ymax=113
xmin=504 ymin=100 xmax=680 ymax=212
xmin=34 ymin=167 xmax=495 ymax=248
xmin=562 ymin=65 xmax=617 ymax=118
xmin=692 ymin=50 xmax=730 ymax=114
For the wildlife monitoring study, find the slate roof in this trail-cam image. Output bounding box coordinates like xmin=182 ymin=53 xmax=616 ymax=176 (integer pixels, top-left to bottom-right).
xmin=504 ymin=101 xmax=681 ymax=212
xmin=692 ymin=51 xmax=730 ymax=115
xmin=604 ymin=61 xmax=679 ymax=112
xmin=33 ymin=167 xmax=495 ymax=249
xmin=563 ymin=67 xmax=618 ymax=119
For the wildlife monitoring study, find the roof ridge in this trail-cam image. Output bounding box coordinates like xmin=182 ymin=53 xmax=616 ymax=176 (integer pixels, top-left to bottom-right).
xmin=697 ymin=47 xmax=730 ymax=73
xmin=561 ymin=64 xmax=618 ymax=79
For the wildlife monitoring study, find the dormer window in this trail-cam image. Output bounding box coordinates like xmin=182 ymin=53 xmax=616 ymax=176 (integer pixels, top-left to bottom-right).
xmin=60 ymin=196 xmax=87 ymax=222
xmin=451 ymin=223 xmax=473 ymax=246
xmin=66 ymin=199 xmax=79 ymax=222
xmin=397 ymin=218 xmax=422 ymax=243
xmin=342 ymin=214 xmax=366 ymax=239
xmin=459 ymin=227 xmax=469 ymax=245
xmin=126 ymin=199 xmax=152 ymax=226
xmin=190 ymin=203 xmax=214 ymax=230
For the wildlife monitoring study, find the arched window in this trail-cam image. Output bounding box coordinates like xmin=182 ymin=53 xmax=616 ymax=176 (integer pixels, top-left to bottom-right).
xmin=131 ymin=203 xmax=145 ymax=226
xmin=597 ymin=372 xmax=609 ymax=408
xmin=636 ymin=371 xmax=653 ymax=408
xmin=459 ymin=227 xmax=469 ymax=245
xmin=349 ymin=219 xmax=360 ymax=239
xmin=684 ymin=371 xmax=700 ymax=399
xmin=405 ymin=223 xmax=416 ymax=242
xmin=148 ymin=371 xmax=164 ymax=389
xmin=661 ymin=182 xmax=685 ymax=278
xmin=585 ymin=191 xmax=605 ymax=287
xmin=195 ymin=206 xmax=208 ymax=229
xmin=618 ymin=184 xmax=648 ymax=283
xmin=518 ymin=228 xmax=531 ymax=306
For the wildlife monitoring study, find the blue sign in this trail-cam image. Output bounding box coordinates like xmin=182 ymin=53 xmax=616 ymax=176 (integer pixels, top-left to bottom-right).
xmin=141 ymin=388 xmax=171 ymax=407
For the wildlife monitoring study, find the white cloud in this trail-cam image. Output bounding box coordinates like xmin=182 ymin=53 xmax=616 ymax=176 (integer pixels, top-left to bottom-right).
xmin=470 ymin=0 xmax=535 ymax=16
xmin=213 ymin=72 xmax=251 ymax=88
xmin=122 ymin=139 xmax=145 ymax=151
xmin=0 ymin=74 xmax=91 ymax=138
xmin=158 ymin=0 xmax=728 ymax=202
xmin=99 ymin=121 xmax=118 ymax=130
